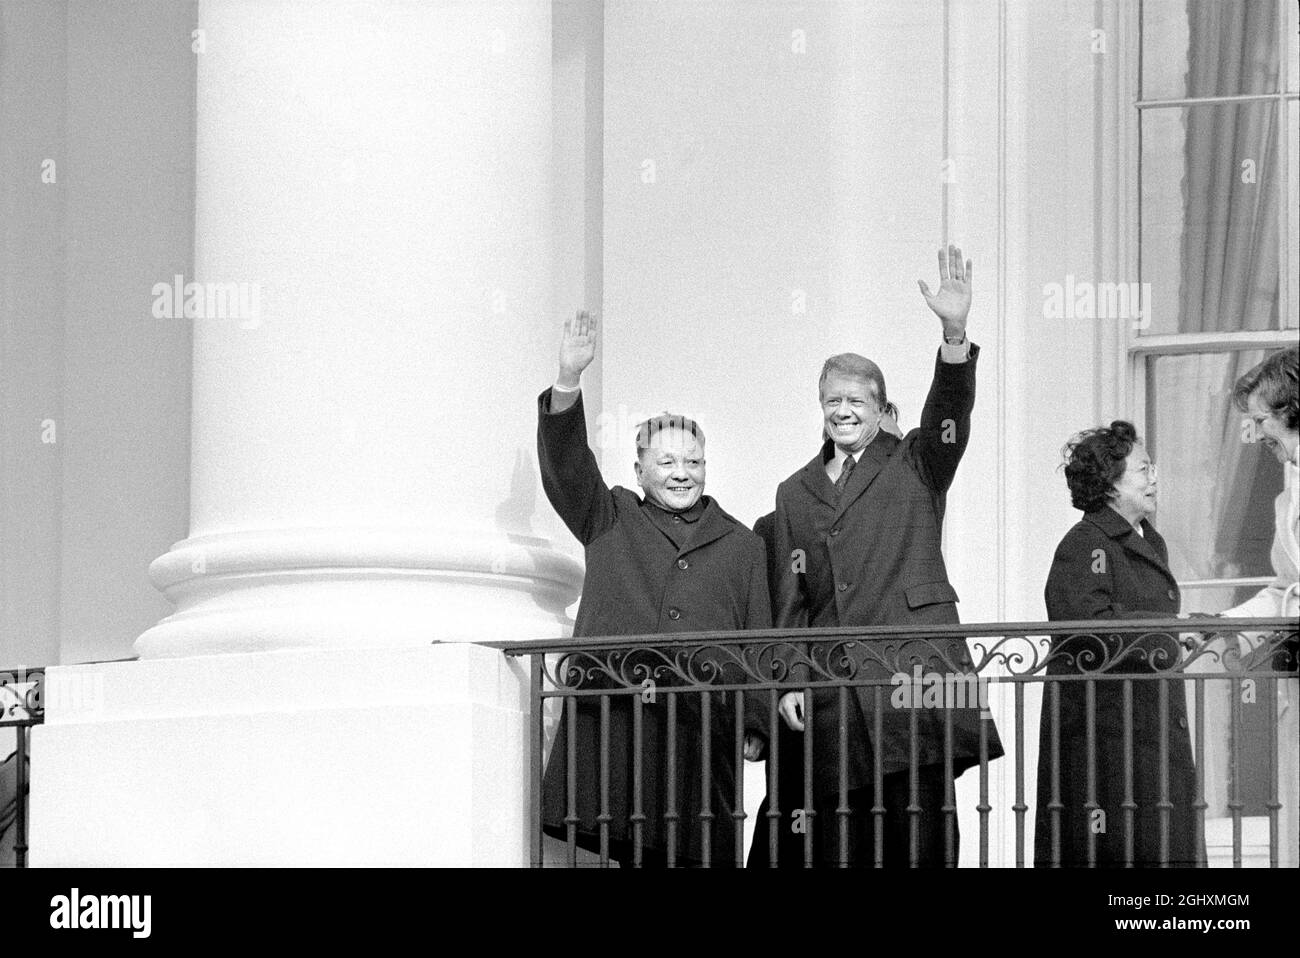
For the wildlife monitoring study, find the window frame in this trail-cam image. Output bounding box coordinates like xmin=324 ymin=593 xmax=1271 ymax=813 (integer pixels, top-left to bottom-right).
xmin=1125 ymin=0 xmax=1298 ymax=598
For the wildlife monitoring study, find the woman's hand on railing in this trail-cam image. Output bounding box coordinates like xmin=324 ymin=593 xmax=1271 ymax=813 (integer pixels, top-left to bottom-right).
xmin=743 ymin=733 xmax=766 ymax=762
xmin=779 ymin=691 xmax=805 ymax=732
xmin=1176 ymin=611 xmax=1221 ymax=652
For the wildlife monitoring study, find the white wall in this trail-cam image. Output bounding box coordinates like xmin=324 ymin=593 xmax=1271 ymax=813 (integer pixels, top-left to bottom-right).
xmin=1 ymin=0 xmax=68 ymax=673
xmin=59 ymin=0 xmax=195 ymax=665
xmin=602 ymin=1 xmax=947 ymax=520
xmin=0 ymin=0 xmax=195 ymax=669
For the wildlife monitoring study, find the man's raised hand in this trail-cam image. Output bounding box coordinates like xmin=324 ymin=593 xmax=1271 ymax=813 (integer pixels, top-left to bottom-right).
xmin=558 ymin=309 xmax=598 ymax=388
xmin=917 ymin=245 xmax=972 ymax=340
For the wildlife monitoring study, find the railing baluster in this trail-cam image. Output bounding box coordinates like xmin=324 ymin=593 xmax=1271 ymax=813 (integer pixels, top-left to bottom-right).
xmin=733 ymin=690 xmax=746 ymax=869
xmin=1230 ymin=674 xmax=1243 ymax=868
xmin=666 ymin=691 xmax=678 ymax=868
xmin=14 ymin=726 xmax=29 ymax=870
xmin=1122 ymin=678 xmax=1135 ymax=868
xmin=699 ymin=690 xmax=712 ymax=868
xmin=908 ymin=690 xmax=920 ymax=868
xmin=631 ymin=690 xmax=644 ymax=868
xmin=978 ymin=697 xmax=990 ymax=869
xmin=873 ymin=686 xmax=884 ymax=868
xmin=767 ymin=687 xmax=780 ymax=868
xmin=1193 ymin=674 xmax=1207 ymax=868
xmin=530 ymin=655 xmax=543 ymax=868
xmin=837 ymin=685 xmax=850 ymax=868
xmin=1085 ymin=677 xmax=1096 ymax=868
xmin=1049 ymin=679 xmax=1061 ymax=868
xmin=803 ymin=686 xmax=814 ymax=868
xmin=1267 ymin=673 xmax=1280 ymax=869
xmin=1013 ymin=680 xmax=1026 ymax=867
xmin=566 ymin=696 xmax=578 ymax=868
xmin=598 ymin=694 xmax=611 ymax=867
xmin=1158 ymin=677 xmax=1171 ymax=867
xmin=944 ymin=694 xmax=956 ymax=868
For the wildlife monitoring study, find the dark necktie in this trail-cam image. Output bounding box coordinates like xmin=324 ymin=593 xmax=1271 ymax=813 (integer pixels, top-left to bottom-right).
xmin=835 ymin=454 xmax=856 ymax=494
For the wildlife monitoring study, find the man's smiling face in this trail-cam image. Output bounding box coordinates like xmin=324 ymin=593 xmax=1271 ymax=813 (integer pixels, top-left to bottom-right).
xmin=820 ymin=372 xmax=882 ymax=454
xmin=635 ymin=428 xmax=705 ymax=511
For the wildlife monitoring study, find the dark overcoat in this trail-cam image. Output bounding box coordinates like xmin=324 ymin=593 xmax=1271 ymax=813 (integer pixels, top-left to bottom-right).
xmin=1034 ymin=505 xmax=1201 ymax=866
xmin=771 ymin=344 xmax=1004 ymax=799
xmin=747 ymin=511 xmax=817 ymax=866
xmin=536 ymin=389 xmax=771 ymax=865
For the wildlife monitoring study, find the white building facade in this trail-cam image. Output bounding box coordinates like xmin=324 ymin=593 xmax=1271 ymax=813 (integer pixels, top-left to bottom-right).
xmin=2 ymin=0 xmax=1295 ymax=866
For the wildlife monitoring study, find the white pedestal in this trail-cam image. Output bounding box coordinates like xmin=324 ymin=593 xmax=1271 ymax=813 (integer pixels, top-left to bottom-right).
xmin=30 ymin=643 xmax=531 ymax=866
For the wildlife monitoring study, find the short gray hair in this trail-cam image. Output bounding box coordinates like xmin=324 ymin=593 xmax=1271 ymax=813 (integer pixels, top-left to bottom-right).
xmin=636 ymin=413 xmax=706 ymax=454
xmin=818 ymin=353 xmax=899 ymax=420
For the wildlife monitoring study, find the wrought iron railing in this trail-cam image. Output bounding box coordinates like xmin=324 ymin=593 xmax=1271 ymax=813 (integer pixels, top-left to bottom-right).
xmin=502 ymin=617 xmax=1298 ymax=868
xmin=1 ymin=667 xmax=44 ymax=869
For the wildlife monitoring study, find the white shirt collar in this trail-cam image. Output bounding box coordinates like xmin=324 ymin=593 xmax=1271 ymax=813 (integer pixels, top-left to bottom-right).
xmin=824 ymin=444 xmax=861 ymax=480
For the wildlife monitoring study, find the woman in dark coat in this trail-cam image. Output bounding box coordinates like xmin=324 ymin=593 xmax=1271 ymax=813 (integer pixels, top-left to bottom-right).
xmin=538 ymin=312 xmax=770 ymax=867
xmin=1035 ymin=420 xmax=1202 ymax=867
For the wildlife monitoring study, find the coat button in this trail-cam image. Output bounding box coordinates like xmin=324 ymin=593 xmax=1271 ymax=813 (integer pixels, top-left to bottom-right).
xmin=677 ymin=558 xmax=689 ymax=570
xmin=838 ymin=583 xmax=849 ymax=592
xmin=668 ymin=608 xmax=681 ymax=620
xmin=672 ymin=515 xmax=682 ymax=523
xmin=1167 ymin=588 xmax=1177 ymax=600
xmin=830 ymin=528 xmax=840 ymax=537
xmin=1178 ymin=716 xmax=1188 ymax=730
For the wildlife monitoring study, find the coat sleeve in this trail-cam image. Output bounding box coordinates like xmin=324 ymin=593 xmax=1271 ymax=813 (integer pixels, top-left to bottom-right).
xmin=744 ymin=534 xmax=774 ymax=631
xmin=536 ymin=388 xmax=617 ymax=546
xmin=771 ymin=487 xmax=812 ymax=684
xmin=1220 ymin=483 xmax=1299 ymax=667
xmin=1223 ymin=485 xmax=1300 ymax=618
xmin=1044 ymin=530 xmax=1181 ymax=672
xmin=909 ymin=342 xmax=978 ymax=494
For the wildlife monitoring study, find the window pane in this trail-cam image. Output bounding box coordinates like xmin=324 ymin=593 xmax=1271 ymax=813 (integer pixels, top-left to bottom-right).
xmin=1142 ymin=0 xmax=1282 ymax=100
xmin=1146 ymin=350 xmax=1286 ymax=593
xmin=1290 ymin=100 xmax=1299 ymax=326
xmin=1140 ymin=103 xmax=1279 ymax=334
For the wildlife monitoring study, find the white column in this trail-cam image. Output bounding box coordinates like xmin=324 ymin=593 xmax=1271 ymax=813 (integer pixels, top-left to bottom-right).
xmin=32 ymin=0 xmax=577 ymax=867
xmin=137 ymin=0 xmax=580 ymax=658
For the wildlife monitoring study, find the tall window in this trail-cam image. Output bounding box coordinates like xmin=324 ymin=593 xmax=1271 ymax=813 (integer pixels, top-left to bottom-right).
xmin=1133 ymin=0 xmax=1297 ymax=829
xmin=1135 ymin=0 xmax=1298 ymax=609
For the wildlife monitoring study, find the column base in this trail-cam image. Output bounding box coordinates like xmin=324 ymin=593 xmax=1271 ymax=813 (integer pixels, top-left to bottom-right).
xmin=137 ymin=526 xmax=583 ymax=657
xmin=30 ymin=643 xmax=531 ymax=866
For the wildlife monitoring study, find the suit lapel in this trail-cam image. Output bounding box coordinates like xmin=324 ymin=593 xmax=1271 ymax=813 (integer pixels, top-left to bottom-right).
xmin=1087 ymin=507 xmax=1178 ymax=591
xmin=798 ymin=446 xmax=838 ymax=509
xmin=677 ymin=497 xmax=735 ymax=556
xmin=1122 ymin=519 xmax=1165 ymax=571
xmin=1138 ymin=518 xmax=1170 ymax=566
xmin=834 ymin=433 xmax=898 ymax=519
